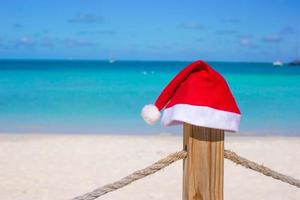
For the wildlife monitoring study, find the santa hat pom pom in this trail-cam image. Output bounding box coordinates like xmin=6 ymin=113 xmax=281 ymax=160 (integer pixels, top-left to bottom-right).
xmin=141 ymin=104 xmax=161 ymax=125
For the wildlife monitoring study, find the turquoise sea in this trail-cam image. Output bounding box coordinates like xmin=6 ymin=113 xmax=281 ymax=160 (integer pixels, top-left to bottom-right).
xmin=0 ymin=60 xmax=300 ymax=136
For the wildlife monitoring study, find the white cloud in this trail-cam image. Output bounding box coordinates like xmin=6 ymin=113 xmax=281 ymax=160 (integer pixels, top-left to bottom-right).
xmin=14 ymin=37 xmax=35 ymax=47
xmin=239 ymin=37 xmax=251 ymax=46
xmin=216 ymin=29 xmax=238 ymax=35
xmin=179 ymin=22 xmax=203 ymax=30
xmin=68 ymin=13 xmax=100 ymax=24
xmin=64 ymin=39 xmax=96 ymax=48
xmin=222 ymin=18 xmax=240 ymax=24
xmin=78 ymin=30 xmax=116 ymax=35
xmin=262 ymin=34 xmax=282 ymax=43
xmin=280 ymin=26 xmax=297 ymax=35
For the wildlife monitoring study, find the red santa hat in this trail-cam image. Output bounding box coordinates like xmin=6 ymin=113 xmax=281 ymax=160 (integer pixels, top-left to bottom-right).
xmin=141 ymin=60 xmax=241 ymax=132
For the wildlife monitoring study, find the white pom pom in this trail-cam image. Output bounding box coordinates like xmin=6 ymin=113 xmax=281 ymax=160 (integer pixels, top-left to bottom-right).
xmin=141 ymin=104 xmax=161 ymax=125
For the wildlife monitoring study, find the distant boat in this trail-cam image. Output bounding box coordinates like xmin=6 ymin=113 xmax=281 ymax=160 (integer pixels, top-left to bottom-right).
xmin=272 ymin=44 xmax=284 ymax=67
xmin=273 ymin=60 xmax=284 ymax=66
xmin=289 ymin=59 xmax=300 ymax=66
xmin=109 ymin=58 xmax=116 ymax=64
xmin=289 ymin=33 xmax=300 ymax=66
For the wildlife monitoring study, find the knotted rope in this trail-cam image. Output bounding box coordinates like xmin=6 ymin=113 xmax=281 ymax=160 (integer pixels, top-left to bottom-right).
xmin=224 ymin=149 xmax=300 ymax=188
xmin=72 ymin=151 xmax=187 ymax=200
xmin=72 ymin=150 xmax=300 ymax=200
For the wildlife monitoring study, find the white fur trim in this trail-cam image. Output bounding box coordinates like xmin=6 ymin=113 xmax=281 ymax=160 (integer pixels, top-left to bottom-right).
xmin=141 ymin=104 xmax=161 ymax=125
xmin=161 ymin=104 xmax=241 ymax=132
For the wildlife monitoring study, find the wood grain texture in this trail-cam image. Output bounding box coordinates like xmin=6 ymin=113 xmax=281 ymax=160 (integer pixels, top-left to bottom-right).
xmin=183 ymin=123 xmax=224 ymax=200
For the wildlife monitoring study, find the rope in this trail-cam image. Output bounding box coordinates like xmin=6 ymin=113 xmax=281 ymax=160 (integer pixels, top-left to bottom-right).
xmin=224 ymin=149 xmax=300 ymax=188
xmin=72 ymin=151 xmax=187 ymax=200
xmin=72 ymin=149 xmax=300 ymax=200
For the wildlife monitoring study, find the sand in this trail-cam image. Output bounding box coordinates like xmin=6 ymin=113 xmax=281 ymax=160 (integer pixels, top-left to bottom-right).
xmin=0 ymin=133 xmax=299 ymax=200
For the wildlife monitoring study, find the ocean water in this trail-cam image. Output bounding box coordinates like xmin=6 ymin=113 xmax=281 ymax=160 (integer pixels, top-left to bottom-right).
xmin=0 ymin=60 xmax=300 ymax=136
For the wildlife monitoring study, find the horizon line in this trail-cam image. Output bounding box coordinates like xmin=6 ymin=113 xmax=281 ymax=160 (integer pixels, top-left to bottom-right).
xmin=0 ymin=58 xmax=272 ymax=64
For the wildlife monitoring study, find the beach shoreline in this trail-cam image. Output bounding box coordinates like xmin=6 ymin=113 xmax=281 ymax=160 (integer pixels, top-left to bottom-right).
xmin=0 ymin=133 xmax=299 ymax=200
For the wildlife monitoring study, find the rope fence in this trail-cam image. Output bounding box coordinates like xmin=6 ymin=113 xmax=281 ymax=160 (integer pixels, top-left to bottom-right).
xmin=72 ymin=151 xmax=187 ymax=200
xmin=72 ymin=149 xmax=300 ymax=200
xmin=224 ymin=149 xmax=300 ymax=188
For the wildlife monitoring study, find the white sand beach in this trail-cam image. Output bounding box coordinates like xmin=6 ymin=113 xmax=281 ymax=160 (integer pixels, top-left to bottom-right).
xmin=0 ymin=134 xmax=299 ymax=200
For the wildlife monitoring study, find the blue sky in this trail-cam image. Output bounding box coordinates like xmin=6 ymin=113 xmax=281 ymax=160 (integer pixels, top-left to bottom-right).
xmin=0 ymin=0 xmax=299 ymax=61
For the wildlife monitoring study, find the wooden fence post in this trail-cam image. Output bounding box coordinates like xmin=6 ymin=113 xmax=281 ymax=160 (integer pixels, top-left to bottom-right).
xmin=183 ymin=123 xmax=224 ymax=200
